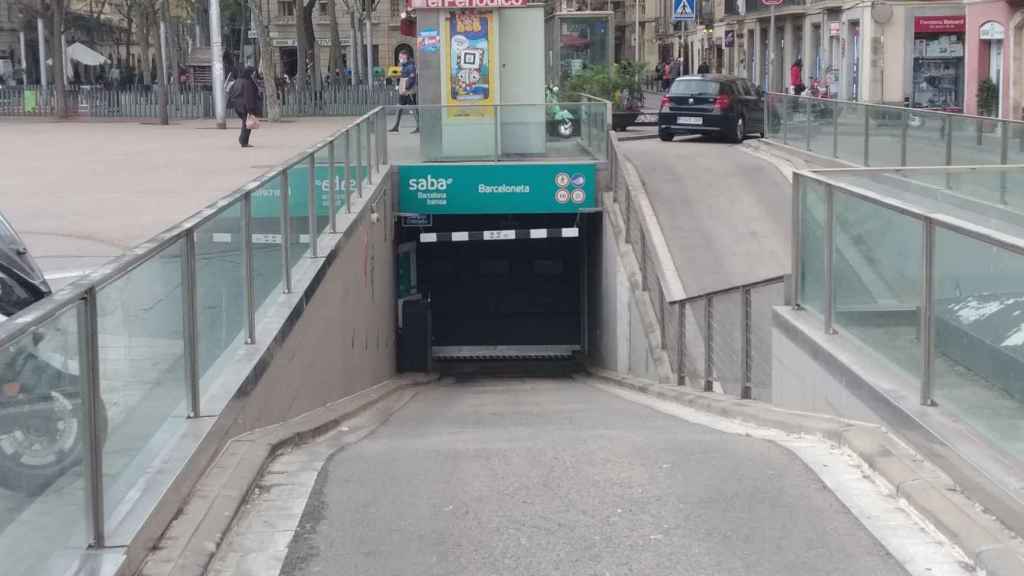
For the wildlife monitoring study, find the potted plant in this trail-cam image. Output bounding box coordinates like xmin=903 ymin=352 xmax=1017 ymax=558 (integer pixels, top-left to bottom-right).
xmin=564 ymin=63 xmax=644 ymax=131
xmin=976 ymin=79 xmax=999 ymax=132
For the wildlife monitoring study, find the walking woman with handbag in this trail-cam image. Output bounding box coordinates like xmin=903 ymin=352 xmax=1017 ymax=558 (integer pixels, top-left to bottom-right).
xmin=231 ymin=67 xmax=261 ymax=148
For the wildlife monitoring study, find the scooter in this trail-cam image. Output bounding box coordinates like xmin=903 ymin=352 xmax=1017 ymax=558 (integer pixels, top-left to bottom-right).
xmin=0 ymin=210 xmax=107 ymax=496
xmin=546 ymin=85 xmax=575 ymax=138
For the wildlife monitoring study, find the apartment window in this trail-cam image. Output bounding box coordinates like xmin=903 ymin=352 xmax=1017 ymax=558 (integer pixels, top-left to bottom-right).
xmin=391 ymin=0 xmax=401 ymax=17
xmin=319 ymin=0 xmax=328 ymax=15
xmin=278 ymin=1 xmax=294 ymax=17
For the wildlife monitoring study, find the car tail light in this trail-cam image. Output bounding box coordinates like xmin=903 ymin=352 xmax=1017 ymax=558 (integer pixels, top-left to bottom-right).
xmin=713 ymin=95 xmax=731 ymax=110
xmin=660 ymin=95 xmax=669 ymax=110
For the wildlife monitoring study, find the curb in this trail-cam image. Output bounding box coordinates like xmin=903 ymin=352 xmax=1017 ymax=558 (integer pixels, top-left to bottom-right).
xmin=138 ymin=373 xmax=438 ymax=576
xmin=617 ymin=132 xmax=661 ymax=142
xmin=586 ymin=367 xmax=1024 ymax=576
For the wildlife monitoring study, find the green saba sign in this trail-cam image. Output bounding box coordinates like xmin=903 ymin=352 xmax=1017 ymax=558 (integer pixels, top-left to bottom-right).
xmin=399 ymin=164 xmax=597 ymax=215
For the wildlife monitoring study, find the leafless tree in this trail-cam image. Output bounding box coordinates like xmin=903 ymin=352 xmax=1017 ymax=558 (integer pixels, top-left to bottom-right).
xmin=248 ymin=0 xmax=281 ymax=120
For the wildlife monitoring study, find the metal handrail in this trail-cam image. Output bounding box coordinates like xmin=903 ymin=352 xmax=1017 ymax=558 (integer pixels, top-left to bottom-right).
xmin=678 ymin=275 xmax=787 ymax=306
xmin=767 ymin=91 xmax=1024 ymax=127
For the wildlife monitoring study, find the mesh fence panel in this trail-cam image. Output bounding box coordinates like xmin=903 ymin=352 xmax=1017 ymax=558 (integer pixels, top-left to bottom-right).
xmin=684 ymin=299 xmax=707 ymax=387
xmin=710 ymin=290 xmax=744 ymax=397
xmin=750 ymin=281 xmax=786 ymax=402
xmin=664 ymin=301 xmax=681 ymax=379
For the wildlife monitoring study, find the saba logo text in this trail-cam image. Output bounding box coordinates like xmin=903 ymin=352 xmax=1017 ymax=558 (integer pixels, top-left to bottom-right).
xmin=407 ymin=176 xmax=454 ymax=191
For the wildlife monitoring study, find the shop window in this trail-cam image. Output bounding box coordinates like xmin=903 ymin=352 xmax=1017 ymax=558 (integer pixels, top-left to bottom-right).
xmin=911 ymin=15 xmax=965 ymax=111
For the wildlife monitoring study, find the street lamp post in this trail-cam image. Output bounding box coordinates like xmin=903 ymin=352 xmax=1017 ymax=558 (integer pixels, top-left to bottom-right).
xmin=158 ymin=0 xmax=169 ymax=125
xmin=210 ymin=0 xmax=227 ymax=129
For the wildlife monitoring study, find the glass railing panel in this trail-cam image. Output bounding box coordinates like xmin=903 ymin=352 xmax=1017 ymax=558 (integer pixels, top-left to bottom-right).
xmin=250 ymin=176 xmax=284 ymax=316
xmin=798 ymin=175 xmax=827 ymax=314
xmin=96 ymin=238 xmax=186 ymax=525
xmin=933 ymin=226 xmax=1024 ymax=459
xmin=0 ymin=304 xmax=86 ymax=576
xmin=195 ymin=200 xmax=244 ymax=390
xmin=835 ymin=100 xmax=867 ymax=164
xmin=832 ymin=189 xmax=923 ymax=379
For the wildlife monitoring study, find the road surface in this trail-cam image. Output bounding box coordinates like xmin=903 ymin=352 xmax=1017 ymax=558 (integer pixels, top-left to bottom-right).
xmin=279 ymin=377 xmax=912 ymax=576
xmin=620 ymin=137 xmax=791 ymax=296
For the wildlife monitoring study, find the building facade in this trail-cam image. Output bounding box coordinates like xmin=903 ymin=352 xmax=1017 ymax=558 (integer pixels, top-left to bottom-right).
xmin=264 ymin=0 xmax=416 ymax=80
xmin=673 ymin=0 xmax=1024 ymax=120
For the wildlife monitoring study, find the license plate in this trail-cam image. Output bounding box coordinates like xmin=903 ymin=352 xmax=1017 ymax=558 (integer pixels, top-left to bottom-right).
xmin=677 ymin=116 xmax=702 ymax=125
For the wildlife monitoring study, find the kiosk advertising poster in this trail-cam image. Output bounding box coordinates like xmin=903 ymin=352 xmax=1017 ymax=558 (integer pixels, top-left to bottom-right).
xmin=444 ymin=11 xmax=495 ymax=118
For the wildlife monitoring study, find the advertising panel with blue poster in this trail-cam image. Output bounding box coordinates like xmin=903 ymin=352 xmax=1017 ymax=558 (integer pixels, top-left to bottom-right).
xmin=673 ymin=0 xmax=696 ymax=21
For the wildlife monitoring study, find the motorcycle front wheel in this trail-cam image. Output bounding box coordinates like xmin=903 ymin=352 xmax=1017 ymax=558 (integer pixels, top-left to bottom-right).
xmin=0 ymin=392 xmax=108 ymax=496
xmin=557 ymin=119 xmax=574 ymax=138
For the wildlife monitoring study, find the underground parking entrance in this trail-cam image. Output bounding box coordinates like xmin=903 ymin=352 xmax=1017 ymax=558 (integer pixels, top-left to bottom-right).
xmin=393 ymin=163 xmax=602 ymax=373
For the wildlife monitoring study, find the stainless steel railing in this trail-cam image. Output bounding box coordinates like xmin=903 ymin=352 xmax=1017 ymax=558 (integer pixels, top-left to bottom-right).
xmin=609 ymin=132 xmax=786 ymax=399
xmin=0 ymin=107 xmax=388 ymax=572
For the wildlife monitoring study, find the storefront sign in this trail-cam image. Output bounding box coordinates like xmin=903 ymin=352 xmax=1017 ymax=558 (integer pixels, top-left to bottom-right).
xmin=914 ymin=16 xmax=965 ymax=34
xmin=979 ymin=21 xmax=1005 ymax=40
xmin=672 ymin=0 xmax=696 ymax=22
xmin=399 ymin=164 xmax=597 ymax=215
xmin=829 ymin=21 xmax=841 ymax=37
xmin=410 ymin=0 xmax=527 ymax=8
xmin=444 ymin=12 xmax=495 ymax=119
xmin=724 ymin=30 xmax=735 ymax=47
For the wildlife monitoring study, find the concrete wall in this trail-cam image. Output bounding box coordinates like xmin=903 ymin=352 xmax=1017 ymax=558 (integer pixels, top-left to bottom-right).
xmin=222 ymin=186 xmax=396 ymax=437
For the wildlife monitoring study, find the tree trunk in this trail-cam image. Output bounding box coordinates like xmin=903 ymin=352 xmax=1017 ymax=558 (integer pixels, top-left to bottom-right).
xmin=327 ymin=0 xmax=342 ymax=74
xmin=350 ymin=9 xmax=362 ymax=85
xmin=50 ymin=0 xmax=67 ymax=118
xmin=302 ymin=0 xmax=318 ymax=90
xmin=249 ymin=0 xmax=281 ymax=120
xmin=139 ymin=6 xmax=151 ymax=83
xmin=293 ymin=0 xmax=306 ymax=89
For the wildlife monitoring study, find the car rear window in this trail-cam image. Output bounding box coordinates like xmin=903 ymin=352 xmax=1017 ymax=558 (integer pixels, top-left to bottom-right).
xmin=669 ymin=79 xmax=720 ymax=97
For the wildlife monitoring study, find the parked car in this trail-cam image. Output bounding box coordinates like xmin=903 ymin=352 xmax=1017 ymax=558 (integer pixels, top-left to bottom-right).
xmin=658 ymin=74 xmax=766 ymax=143
xmin=0 ymin=210 xmax=107 ymax=496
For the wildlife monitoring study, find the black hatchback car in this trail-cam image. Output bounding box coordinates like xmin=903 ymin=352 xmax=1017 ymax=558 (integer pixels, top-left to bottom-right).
xmin=658 ymin=74 xmax=766 ymax=143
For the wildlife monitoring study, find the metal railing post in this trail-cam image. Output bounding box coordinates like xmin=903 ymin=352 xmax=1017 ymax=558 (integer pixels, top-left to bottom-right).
xmin=832 ymin=99 xmax=839 ymax=158
xmin=805 ymin=97 xmax=812 ymax=151
xmin=280 ymin=168 xmax=292 ymax=294
xmin=241 ymin=192 xmax=255 ymax=344
xmin=355 ymin=123 xmax=363 ymax=198
xmin=366 ymin=118 xmax=374 ymax=186
xmin=328 ymin=140 xmax=338 ymax=232
xmin=678 ymin=302 xmax=686 ymax=386
xmin=791 ymin=175 xmax=802 ymax=308
xmin=782 ymin=96 xmax=789 ymax=144
xmin=182 ymin=229 xmax=200 ymax=418
xmin=945 ymin=116 xmax=954 ymax=189
xmin=900 ymin=109 xmax=909 ymax=167
xmin=921 ymin=218 xmax=935 ymax=406
xmin=740 ymin=287 xmax=752 ymax=399
xmin=307 ymin=155 xmax=318 ymax=258
xmin=862 ymin=107 xmax=870 ymax=166
xmin=380 ymin=109 xmax=389 ymax=166
xmin=345 ymin=130 xmax=352 ymax=213
xmin=824 ymin=184 xmax=836 ymax=334
xmin=624 ymin=184 xmax=632 ymax=244
xmin=976 ymin=117 xmax=984 ymax=146
xmin=1000 ymin=123 xmax=1009 ymax=204
xmin=704 ymin=296 xmax=714 ymax=392
xmin=77 ymin=289 xmax=104 ymax=548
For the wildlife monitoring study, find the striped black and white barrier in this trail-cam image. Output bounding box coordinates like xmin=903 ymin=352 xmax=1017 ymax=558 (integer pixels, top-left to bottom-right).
xmin=419 ymin=227 xmax=580 ymax=243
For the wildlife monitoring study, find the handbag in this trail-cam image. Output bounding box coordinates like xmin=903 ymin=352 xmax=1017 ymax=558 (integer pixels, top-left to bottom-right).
xmin=245 ymin=113 xmax=260 ymax=130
